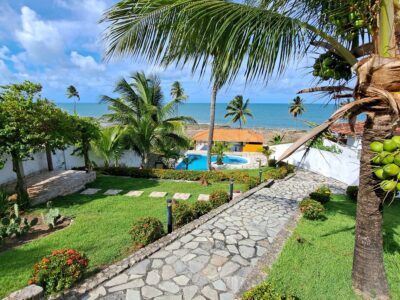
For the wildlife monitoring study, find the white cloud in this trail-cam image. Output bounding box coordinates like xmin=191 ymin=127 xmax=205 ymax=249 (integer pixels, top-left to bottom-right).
xmin=70 ymin=51 xmax=105 ymax=72
xmin=15 ymin=6 xmax=64 ymax=64
xmin=0 ymin=46 xmax=10 ymax=60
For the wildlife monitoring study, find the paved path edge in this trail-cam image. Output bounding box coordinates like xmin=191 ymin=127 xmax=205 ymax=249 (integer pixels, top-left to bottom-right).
xmin=58 ymin=179 xmax=275 ymax=299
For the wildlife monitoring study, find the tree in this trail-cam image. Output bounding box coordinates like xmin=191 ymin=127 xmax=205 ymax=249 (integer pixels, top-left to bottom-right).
xmin=66 ymin=85 xmax=80 ymax=115
xmin=224 ymin=95 xmax=253 ymax=128
xmin=170 ymin=81 xmax=188 ymax=102
xmin=90 ymin=126 xmax=126 ymax=167
xmin=101 ymin=72 xmax=195 ymax=168
xmin=180 ymin=155 xmax=198 ymax=170
xmin=262 ymin=147 xmax=275 ymax=166
xmin=211 ymin=142 xmax=231 ymax=165
xmin=101 ymin=1 xmax=399 ymax=297
xmin=288 ymin=96 xmax=305 ymax=128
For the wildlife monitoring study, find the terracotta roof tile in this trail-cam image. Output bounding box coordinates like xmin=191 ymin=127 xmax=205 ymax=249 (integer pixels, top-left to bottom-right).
xmin=192 ymin=129 xmax=264 ymax=143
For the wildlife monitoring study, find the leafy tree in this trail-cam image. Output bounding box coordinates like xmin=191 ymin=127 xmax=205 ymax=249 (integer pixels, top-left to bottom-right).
xmin=262 ymin=147 xmax=275 ymax=166
xmin=224 ymin=95 xmax=253 ymax=128
xmin=72 ymin=116 xmax=100 ymax=170
xmin=180 ymin=155 xmax=198 ymax=170
xmin=212 ymin=142 xmax=231 ymax=165
xmin=101 ymin=72 xmax=195 ymax=168
xmin=90 ymin=126 xmax=126 ymax=167
xmin=270 ymin=134 xmax=284 ymax=145
xmin=102 ymin=0 xmax=399 ymax=296
xmin=66 ymin=85 xmax=80 ymax=115
xmin=288 ymin=96 xmax=305 ymax=128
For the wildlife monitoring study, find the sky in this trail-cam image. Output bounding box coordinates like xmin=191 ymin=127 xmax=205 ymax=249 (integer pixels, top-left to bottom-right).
xmin=0 ymin=0 xmax=322 ymax=104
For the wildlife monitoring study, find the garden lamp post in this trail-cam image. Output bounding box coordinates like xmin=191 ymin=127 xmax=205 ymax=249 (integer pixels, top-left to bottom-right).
xmin=229 ymin=179 xmax=234 ymax=201
xmin=166 ymin=199 xmax=173 ymax=233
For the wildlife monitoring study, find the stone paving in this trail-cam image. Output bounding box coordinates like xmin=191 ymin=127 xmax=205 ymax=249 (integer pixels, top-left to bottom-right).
xmin=84 ymin=170 xmax=346 ymax=300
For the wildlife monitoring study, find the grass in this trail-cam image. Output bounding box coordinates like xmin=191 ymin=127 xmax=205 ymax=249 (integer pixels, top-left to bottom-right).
xmin=263 ymin=195 xmax=400 ymax=300
xmin=220 ymin=166 xmax=274 ymax=178
xmin=0 ymin=175 xmax=247 ymax=298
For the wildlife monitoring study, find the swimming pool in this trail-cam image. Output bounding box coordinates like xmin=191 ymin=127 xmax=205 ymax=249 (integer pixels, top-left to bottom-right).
xmin=176 ymin=154 xmax=249 ymax=170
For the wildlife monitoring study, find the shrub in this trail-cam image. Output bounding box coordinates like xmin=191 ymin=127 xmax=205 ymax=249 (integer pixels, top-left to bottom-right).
xmin=29 ymin=248 xmax=89 ymax=294
xmin=129 ymin=217 xmax=165 ymax=249
xmin=192 ymin=201 xmax=213 ymax=218
xmin=172 ymin=202 xmax=195 ymax=228
xmin=268 ymin=159 xmax=277 ymax=167
xmin=346 ymin=186 xmax=358 ymax=201
xmin=209 ymin=190 xmax=230 ymax=208
xmin=309 ymin=185 xmax=331 ymax=204
xmin=242 ymin=281 xmax=298 ymax=300
xmin=0 ymin=189 xmax=9 ymax=217
xmin=299 ymin=199 xmax=325 ymax=220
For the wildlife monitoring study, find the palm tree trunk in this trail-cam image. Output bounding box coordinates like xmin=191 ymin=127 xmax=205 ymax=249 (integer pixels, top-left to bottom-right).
xmin=83 ymin=142 xmax=91 ymax=171
xmin=45 ymin=143 xmax=54 ymax=171
xmin=207 ymin=83 xmax=218 ymax=170
xmin=11 ymin=153 xmax=29 ymax=207
xmin=352 ymin=113 xmax=391 ymax=299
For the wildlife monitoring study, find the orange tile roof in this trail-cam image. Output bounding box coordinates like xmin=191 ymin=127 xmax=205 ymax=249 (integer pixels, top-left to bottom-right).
xmin=331 ymin=121 xmax=400 ymax=136
xmin=192 ymin=129 xmax=264 ymax=143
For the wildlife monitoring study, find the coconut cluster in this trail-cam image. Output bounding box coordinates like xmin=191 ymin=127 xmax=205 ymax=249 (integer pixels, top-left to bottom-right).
xmin=370 ymin=136 xmax=400 ymax=192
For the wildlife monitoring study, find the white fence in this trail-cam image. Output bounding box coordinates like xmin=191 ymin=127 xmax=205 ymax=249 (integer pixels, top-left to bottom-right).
xmin=0 ymin=148 xmax=141 ymax=186
xmin=271 ymin=140 xmax=360 ymax=186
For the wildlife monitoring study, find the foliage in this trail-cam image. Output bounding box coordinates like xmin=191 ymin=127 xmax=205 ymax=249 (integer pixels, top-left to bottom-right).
xmin=129 ymin=217 xmax=165 ymax=249
xmin=172 ymin=201 xmax=195 ymax=228
xmin=211 ymin=142 xmax=231 ymax=165
xmin=170 ymin=81 xmax=188 ymax=102
xmin=192 ymin=201 xmax=213 ymax=218
xmin=242 ymin=281 xmax=298 ymax=300
xmin=209 ymin=190 xmax=229 ymax=208
xmin=101 ymin=72 xmax=194 ymax=168
xmin=288 ymin=96 xmax=305 ymax=119
xmin=29 ymin=248 xmax=88 ymax=294
xmin=307 ymin=137 xmax=342 ymax=154
xmin=346 ymin=186 xmax=358 ymax=202
xmin=41 ymin=208 xmax=61 ymax=229
xmin=0 ymin=189 xmax=9 ymax=217
xmin=224 ymin=95 xmax=253 ymax=128
xmin=0 ymin=204 xmax=38 ymax=242
xmin=309 ymin=186 xmax=331 ymax=204
xmin=312 ymin=52 xmax=352 ymax=81
xmin=299 ymin=199 xmax=325 ymax=220
xmin=270 ymin=135 xmax=285 ymax=145
xmin=180 ymin=155 xmax=199 ymax=170
xmin=66 ymin=85 xmax=80 ymax=114
xmin=90 ymin=126 xmax=126 ymax=167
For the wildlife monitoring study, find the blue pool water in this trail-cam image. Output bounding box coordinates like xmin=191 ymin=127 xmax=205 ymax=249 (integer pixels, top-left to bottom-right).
xmin=176 ymin=154 xmax=248 ymax=170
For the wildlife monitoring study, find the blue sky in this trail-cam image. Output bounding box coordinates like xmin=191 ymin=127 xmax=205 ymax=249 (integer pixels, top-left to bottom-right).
xmin=0 ymin=0 xmax=322 ymax=104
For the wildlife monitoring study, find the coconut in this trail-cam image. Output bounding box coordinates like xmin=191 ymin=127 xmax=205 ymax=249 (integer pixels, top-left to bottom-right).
xmin=394 ymin=154 xmax=400 ymax=166
xmin=380 ymin=180 xmax=397 ymax=192
xmin=383 ymin=139 xmax=398 ymax=152
xmin=383 ymin=164 xmax=400 ymax=177
xmin=371 ymin=155 xmax=382 ymax=165
xmin=397 ymin=183 xmax=400 ymax=191
xmin=370 ymin=141 xmax=384 ymax=153
xmin=374 ymin=168 xmax=388 ymax=180
xmin=392 ymin=136 xmax=400 ymax=146
xmin=379 ymin=152 xmax=394 ymax=164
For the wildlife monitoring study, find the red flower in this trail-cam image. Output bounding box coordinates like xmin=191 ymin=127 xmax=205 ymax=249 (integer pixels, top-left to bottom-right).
xmin=143 ymin=223 xmax=149 ymax=229
xmin=66 ymin=259 xmax=73 ymax=265
xmin=42 ymin=258 xmax=50 ymax=264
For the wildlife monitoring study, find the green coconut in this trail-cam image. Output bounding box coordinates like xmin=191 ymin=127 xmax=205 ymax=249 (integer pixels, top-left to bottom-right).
xmin=374 ymin=168 xmax=388 ymax=180
xmin=379 ymin=152 xmax=394 ymax=164
xmin=397 ymin=183 xmax=400 ymax=191
xmin=371 ymin=155 xmax=382 ymax=165
xmin=380 ymin=180 xmax=397 ymax=192
xmin=383 ymin=139 xmax=398 ymax=152
xmin=392 ymin=136 xmax=400 ymax=146
xmin=370 ymin=141 xmax=383 ymax=153
xmin=383 ymin=164 xmax=400 ymax=177
xmin=394 ymin=154 xmax=400 ymax=166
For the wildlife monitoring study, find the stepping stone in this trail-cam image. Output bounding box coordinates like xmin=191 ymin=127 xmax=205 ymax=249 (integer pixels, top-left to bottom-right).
xmin=198 ymin=194 xmax=210 ymax=201
xmin=125 ymin=191 xmax=144 ymax=197
xmin=149 ymin=192 xmax=167 ymax=198
xmin=80 ymin=188 xmax=100 ymax=195
xmin=173 ymin=193 xmax=191 ymax=200
xmin=104 ymin=189 xmax=123 ymax=195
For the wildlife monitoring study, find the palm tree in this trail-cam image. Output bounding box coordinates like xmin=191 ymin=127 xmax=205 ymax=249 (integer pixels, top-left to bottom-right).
xmin=90 ymin=126 xmax=126 ymax=167
xmin=211 ymin=142 xmax=231 ymax=165
xmin=224 ymin=95 xmax=253 ymax=128
xmin=102 ymin=1 xmax=399 ymax=297
xmin=170 ymin=81 xmax=188 ymax=102
xmin=66 ymin=85 xmax=80 ymax=115
xmin=101 ymin=72 xmax=195 ymax=168
xmin=288 ymin=96 xmax=305 ymax=128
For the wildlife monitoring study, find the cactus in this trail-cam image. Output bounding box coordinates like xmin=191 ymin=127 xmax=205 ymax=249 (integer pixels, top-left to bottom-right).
xmin=41 ymin=208 xmax=61 ymax=229
xmin=0 ymin=204 xmax=38 ymax=239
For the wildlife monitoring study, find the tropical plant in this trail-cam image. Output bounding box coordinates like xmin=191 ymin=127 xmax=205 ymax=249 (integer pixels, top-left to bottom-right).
xmin=102 ymin=0 xmax=399 ymax=297
xmin=101 ymin=72 xmax=195 ymax=168
xmin=170 ymin=81 xmax=188 ymax=102
xmin=66 ymin=85 xmax=80 ymax=115
xmin=90 ymin=126 xmax=125 ymax=167
xmin=211 ymin=142 xmax=230 ymax=165
xmin=261 ymin=147 xmax=275 ymax=166
xmin=270 ymin=134 xmax=284 ymax=145
xmin=288 ymin=96 xmax=305 ymax=128
xmin=224 ymin=95 xmax=253 ymax=128
xmin=180 ymin=155 xmax=198 ymax=170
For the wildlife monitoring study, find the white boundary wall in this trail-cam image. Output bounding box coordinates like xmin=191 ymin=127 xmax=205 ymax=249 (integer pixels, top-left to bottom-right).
xmin=271 ymin=140 xmax=360 ymax=186
xmin=0 ymin=148 xmax=141 ymax=186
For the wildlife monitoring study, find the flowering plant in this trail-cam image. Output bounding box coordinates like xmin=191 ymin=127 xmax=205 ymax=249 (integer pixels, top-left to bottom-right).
xmin=29 ymin=248 xmax=89 ymax=294
xmin=129 ymin=217 xmax=165 ymax=249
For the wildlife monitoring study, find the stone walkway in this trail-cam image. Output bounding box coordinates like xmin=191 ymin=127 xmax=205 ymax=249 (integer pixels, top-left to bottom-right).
xmin=84 ymin=170 xmax=346 ymax=300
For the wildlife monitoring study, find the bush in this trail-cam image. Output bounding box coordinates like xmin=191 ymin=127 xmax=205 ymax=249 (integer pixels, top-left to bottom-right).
xmin=299 ymin=199 xmax=325 ymax=220
xmin=129 ymin=217 xmax=165 ymax=249
xmin=242 ymin=281 xmax=298 ymax=300
xmin=0 ymin=189 xmax=9 ymax=217
xmin=209 ymin=190 xmax=229 ymax=208
xmin=346 ymin=186 xmax=358 ymax=201
xmin=268 ymin=159 xmax=277 ymax=167
xmin=173 ymin=202 xmax=195 ymax=228
xmin=192 ymin=201 xmax=213 ymax=218
xmin=309 ymin=185 xmax=331 ymax=204
xmin=29 ymin=248 xmax=89 ymax=294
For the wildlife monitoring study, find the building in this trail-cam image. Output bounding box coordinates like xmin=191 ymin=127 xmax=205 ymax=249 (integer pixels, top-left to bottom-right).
xmin=192 ymin=129 xmax=264 ymax=152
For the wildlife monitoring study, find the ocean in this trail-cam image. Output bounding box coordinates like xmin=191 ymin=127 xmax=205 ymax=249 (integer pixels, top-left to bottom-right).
xmin=56 ymin=102 xmax=339 ymax=129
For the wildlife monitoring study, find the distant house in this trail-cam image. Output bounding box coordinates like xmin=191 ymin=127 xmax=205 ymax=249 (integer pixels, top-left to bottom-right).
xmin=192 ymin=129 xmax=264 ymax=152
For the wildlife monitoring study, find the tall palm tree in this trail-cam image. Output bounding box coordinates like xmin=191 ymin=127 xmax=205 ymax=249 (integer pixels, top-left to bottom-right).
xmin=66 ymin=85 xmax=80 ymax=115
xmin=224 ymin=95 xmax=253 ymax=128
xmin=211 ymin=141 xmax=231 ymax=165
xmin=288 ymin=96 xmax=305 ymax=128
xmin=101 ymin=72 xmax=195 ymax=168
xmin=170 ymin=81 xmax=188 ymax=102
xmin=102 ymin=1 xmax=399 ymax=297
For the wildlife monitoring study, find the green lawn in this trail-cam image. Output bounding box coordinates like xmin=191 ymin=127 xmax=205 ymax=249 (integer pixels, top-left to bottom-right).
xmin=0 ymin=176 xmax=246 ymax=298
xmin=264 ymin=195 xmax=400 ymax=300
